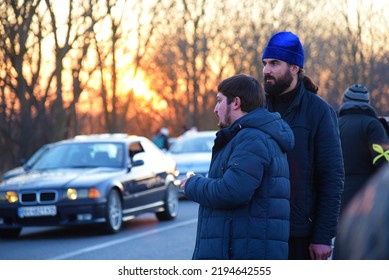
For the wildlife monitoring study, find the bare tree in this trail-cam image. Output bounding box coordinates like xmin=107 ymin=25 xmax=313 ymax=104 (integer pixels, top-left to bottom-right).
xmin=144 ymin=0 xmax=231 ymax=133
xmin=43 ymin=0 xmax=97 ymax=140
xmin=0 ymin=0 xmax=42 ymax=166
xmin=0 ymin=0 xmax=96 ymax=171
xmin=87 ymin=0 xmax=164 ymax=135
xmin=334 ymin=0 xmax=389 ymax=113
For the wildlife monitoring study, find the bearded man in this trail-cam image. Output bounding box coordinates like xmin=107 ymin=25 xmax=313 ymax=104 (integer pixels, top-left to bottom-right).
xmin=262 ymin=31 xmax=344 ymax=260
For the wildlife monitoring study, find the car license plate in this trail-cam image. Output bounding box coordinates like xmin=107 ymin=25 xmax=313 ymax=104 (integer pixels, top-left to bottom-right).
xmin=18 ymin=205 xmax=57 ymax=218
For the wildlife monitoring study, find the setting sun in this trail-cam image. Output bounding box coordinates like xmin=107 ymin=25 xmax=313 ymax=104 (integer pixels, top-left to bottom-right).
xmin=122 ymin=70 xmax=152 ymax=100
xmin=121 ymin=70 xmax=167 ymax=111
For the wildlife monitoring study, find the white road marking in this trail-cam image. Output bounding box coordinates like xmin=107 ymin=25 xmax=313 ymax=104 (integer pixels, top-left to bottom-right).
xmin=47 ymin=218 xmax=197 ymax=260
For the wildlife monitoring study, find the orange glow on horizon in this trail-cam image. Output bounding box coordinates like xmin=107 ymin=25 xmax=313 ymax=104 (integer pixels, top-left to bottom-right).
xmin=123 ymin=71 xmax=153 ymax=100
xmin=121 ymin=70 xmax=167 ymax=111
xmin=76 ymin=68 xmax=167 ymax=114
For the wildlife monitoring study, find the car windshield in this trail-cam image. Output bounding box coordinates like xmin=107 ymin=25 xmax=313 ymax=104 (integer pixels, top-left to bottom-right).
xmin=23 ymin=144 xmax=51 ymax=169
xmin=31 ymin=142 xmax=125 ymax=170
xmin=169 ymin=136 xmax=214 ymax=154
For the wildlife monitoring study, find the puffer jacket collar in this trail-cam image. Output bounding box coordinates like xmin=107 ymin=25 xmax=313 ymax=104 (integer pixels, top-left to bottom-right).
xmin=214 ymin=108 xmax=294 ymax=153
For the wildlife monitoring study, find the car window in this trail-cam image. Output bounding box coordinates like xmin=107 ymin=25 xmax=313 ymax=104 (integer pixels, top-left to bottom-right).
xmin=32 ymin=142 xmax=124 ymax=170
xmin=169 ymin=136 xmax=214 ymax=154
xmin=129 ymin=142 xmax=145 ymax=161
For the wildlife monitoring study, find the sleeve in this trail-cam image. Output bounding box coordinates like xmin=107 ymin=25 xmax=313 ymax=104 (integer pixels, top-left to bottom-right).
xmin=367 ymin=119 xmax=389 ymax=169
xmin=311 ymin=105 xmax=345 ymax=245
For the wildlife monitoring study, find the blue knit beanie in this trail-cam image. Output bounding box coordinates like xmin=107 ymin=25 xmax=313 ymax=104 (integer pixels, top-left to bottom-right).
xmin=262 ymin=31 xmax=304 ymax=68
xmin=343 ymin=84 xmax=370 ymax=103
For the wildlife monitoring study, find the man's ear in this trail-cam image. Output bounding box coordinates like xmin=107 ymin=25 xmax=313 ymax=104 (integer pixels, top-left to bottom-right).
xmin=232 ymin=96 xmax=241 ymax=110
xmin=290 ymin=65 xmax=300 ymax=75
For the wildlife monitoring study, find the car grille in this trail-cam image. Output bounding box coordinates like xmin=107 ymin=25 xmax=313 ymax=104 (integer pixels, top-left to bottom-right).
xmin=19 ymin=191 xmax=58 ymax=205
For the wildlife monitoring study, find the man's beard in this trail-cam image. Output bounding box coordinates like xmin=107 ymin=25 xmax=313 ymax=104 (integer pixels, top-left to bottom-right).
xmin=264 ymin=70 xmax=293 ymax=97
xmin=218 ymin=105 xmax=232 ymax=129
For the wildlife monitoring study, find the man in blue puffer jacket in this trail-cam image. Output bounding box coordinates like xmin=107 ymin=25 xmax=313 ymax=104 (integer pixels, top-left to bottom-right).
xmin=180 ymin=74 xmax=294 ymax=259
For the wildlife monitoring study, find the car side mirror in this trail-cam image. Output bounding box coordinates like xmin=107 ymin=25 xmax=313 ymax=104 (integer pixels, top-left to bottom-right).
xmin=132 ymin=159 xmax=144 ymax=167
xmin=127 ymin=159 xmax=144 ymax=172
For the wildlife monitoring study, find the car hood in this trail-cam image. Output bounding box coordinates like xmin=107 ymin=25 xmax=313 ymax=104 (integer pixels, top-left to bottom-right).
xmin=0 ymin=168 xmax=124 ymax=190
xmin=167 ymin=152 xmax=211 ymax=174
xmin=2 ymin=166 xmax=25 ymax=180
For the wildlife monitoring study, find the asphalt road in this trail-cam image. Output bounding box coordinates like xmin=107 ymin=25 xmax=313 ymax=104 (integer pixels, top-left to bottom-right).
xmin=0 ymin=200 xmax=199 ymax=260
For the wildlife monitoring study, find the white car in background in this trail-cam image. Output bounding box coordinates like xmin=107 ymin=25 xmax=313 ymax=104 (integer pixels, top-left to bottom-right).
xmin=167 ymin=130 xmax=217 ymax=189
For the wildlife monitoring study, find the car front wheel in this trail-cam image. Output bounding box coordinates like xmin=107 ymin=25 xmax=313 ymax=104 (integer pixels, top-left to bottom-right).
xmin=102 ymin=189 xmax=123 ymax=234
xmin=156 ymin=182 xmax=179 ymax=221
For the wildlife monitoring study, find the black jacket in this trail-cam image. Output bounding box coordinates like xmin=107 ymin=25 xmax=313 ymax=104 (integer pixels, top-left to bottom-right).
xmin=338 ymin=102 xmax=389 ymax=212
xmin=266 ymin=81 xmax=344 ymax=245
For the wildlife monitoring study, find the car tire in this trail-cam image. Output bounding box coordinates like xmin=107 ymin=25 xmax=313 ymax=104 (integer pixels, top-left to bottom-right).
xmin=156 ymin=182 xmax=179 ymax=221
xmin=102 ymin=189 xmax=123 ymax=234
xmin=0 ymin=228 xmax=22 ymax=239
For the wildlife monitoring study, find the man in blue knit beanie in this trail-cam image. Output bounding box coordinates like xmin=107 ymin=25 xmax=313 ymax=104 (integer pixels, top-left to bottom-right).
xmin=262 ymin=31 xmax=304 ymax=68
xmin=262 ymin=31 xmax=344 ymax=260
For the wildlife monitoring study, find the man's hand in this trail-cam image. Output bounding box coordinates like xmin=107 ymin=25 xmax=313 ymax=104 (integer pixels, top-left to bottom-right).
xmin=180 ymin=171 xmax=195 ymax=191
xmin=180 ymin=177 xmax=188 ymax=191
xmin=309 ymin=243 xmax=332 ymax=260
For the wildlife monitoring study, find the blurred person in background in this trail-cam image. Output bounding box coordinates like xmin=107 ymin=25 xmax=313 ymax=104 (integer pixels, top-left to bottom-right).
xmin=261 ymin=31 xmax=344 ymax=260
xmin=180 ymin=74 xmax=294 ymax=259
xmin=337 ymin=84 xmax=389 ymax=214
xmin=152 ymin=127 xmax=170 ymax=150
xmin=333 ymin=162 xmax=389 ymax=259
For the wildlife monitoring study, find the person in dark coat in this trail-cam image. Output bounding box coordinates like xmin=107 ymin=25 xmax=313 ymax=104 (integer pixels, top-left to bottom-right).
xmin=180 ymin=74 xmax=294 ymax=260
xmin=337 ymin=84 xmax=389 ymax=213
xmin=261 ymin=31 xmax=344 ymax=260
xmin=152 ymin=127 xmax=170 ymax=150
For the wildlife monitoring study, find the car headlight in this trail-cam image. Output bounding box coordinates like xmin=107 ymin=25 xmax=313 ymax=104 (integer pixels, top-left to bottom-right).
xmin=67 ymin=188 xmax=78 ymax=200
xmin=0 ymin=191 xmax=19 ymax=203
xmin=67 ymin=188 xmax=101 ymax=200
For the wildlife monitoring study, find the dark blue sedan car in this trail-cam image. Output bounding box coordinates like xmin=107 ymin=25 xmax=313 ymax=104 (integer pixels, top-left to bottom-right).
xmin=0 ymin=134 xmax=179 ymax=238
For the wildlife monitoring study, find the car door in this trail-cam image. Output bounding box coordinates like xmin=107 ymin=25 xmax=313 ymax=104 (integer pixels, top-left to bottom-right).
xmin=121 ymin=141 xmax=164 ymax=214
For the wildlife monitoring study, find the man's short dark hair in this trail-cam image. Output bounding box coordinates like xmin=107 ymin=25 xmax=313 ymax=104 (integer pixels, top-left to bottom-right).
xmin=217 ymin=74 xmax=264 ymax=112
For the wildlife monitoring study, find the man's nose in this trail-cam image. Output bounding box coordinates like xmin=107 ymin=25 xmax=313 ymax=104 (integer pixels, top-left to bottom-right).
xmin=263 ymin=64 xmax=271 ymax=74
xmin=213 ymin=103 xmax=219 ymax=115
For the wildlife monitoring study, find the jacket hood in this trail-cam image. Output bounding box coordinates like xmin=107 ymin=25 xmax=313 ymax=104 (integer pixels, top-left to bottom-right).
xmin=338 ymin=101 xmax=378 ymax=118
xmin=216 ymin=108 xmax=294 ymax=153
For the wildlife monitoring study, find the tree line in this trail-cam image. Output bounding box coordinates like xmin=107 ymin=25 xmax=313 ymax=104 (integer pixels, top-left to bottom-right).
xmin=0 ymin=0 xmax=388 ymax=173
